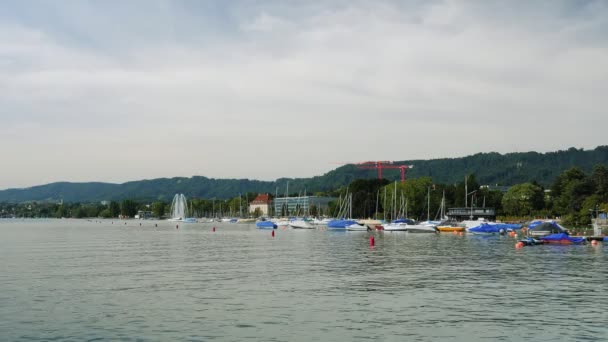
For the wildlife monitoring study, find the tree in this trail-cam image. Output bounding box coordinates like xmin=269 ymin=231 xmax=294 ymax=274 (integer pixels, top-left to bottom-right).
xmin=590 ymin=164 xmax=608 ymax=202
xmin=550 ymin=167 xmax=594 ymax=220
xmin=120 ymin=200 xmax=138 ymax=217
xmin=348 ymin=178 xmax=390 ymax=218
xmin=380 ymin=177 xmax=433 ymax=221
xmin=99 ymin=209 xmax=112 ymax=218
xmin=55 ymin=205 xmax=67 ymax=218
xmin=252 ymin=207 xmax=263 ymax=218
xmin=151 ymin=201 xmax=166 ymax=218
xmin=501 ymin=183 xmax=544 ymax=216
xmin=109 ymin=201 xmax=120 ymax=217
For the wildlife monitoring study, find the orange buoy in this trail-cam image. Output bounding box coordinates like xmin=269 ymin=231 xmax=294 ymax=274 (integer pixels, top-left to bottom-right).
xmin=370 ymin=235 xmax=375 ymax=247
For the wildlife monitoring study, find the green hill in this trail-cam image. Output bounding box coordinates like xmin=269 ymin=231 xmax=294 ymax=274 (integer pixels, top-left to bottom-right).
xmin=1 ymin=146 xmax=607 ymax=203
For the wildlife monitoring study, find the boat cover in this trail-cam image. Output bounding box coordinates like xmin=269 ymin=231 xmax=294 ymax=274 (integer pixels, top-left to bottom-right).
xmin=527 ymin=221 xmax=566 ymax=234
xmin=256 ymin=221 xmax=277 ymax=229
xmin=327 ymin=219 xmax=357 ymax=229
xmin=468 ymin=223 xmax=522 ymax=234
xmin=540 ymin=233 xmax=585 ymax=244
xmin=393 ymin=218 xmax=416 ymax=224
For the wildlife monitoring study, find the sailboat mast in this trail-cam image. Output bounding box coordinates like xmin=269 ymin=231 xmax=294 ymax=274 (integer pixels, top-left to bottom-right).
xmin=393 ymin=181 xmax=397 ymax=220
xmin=442 ymin=190 xmax=445 ymax=219
xmin=465 ymin=175 xmax=468 ymax=208
xmin=427 ymin=186 xmax=430 ymax=221
xmin=383 ymin=187 xmax=387 ymax=221
xmin=375 ymin=189 xmax=379 ymax=220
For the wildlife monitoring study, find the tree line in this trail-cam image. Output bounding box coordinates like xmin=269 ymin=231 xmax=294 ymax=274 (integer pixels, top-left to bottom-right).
xmin=2 ymin=165 xmax=606 ymax=227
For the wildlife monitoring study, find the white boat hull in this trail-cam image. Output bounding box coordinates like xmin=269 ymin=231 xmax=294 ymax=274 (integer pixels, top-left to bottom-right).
xmin=289 ymin=220 xmax=315 ymax=229
xmin=346 ymin=223 xmax=368 ymax=231
xmin=382 ymin=223 xmax=437 ymax=233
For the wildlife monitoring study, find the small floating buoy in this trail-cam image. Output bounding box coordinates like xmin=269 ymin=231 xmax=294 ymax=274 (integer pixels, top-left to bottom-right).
xmin=370 ymin=235 xmax=375 ymax=247
xmin=271 ymin=230 xmax=275 ymax=237
xmin=591 ymin=240 xmax=598 ymax=246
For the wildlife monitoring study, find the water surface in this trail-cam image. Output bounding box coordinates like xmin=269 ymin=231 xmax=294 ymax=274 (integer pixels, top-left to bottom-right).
xmin=1 ymin=219 xmax=606 ymax=341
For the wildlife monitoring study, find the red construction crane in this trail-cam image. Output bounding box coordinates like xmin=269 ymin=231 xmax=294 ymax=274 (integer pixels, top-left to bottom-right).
xmin=336 ymin=161 xmax=414 ymax=182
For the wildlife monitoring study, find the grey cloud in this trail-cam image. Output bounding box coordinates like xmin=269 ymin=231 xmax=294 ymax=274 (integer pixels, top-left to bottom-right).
xmin=1 ymin=1 xmax=607 ymax=188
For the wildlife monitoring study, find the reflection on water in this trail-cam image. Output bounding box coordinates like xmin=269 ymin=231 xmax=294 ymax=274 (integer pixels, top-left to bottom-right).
xmin=0 ymin=219 xmax=606 ymax=341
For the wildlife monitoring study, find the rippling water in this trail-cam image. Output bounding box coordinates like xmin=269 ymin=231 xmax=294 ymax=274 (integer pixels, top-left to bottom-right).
xmin=1 ymin=219 xmax=607 ymax=341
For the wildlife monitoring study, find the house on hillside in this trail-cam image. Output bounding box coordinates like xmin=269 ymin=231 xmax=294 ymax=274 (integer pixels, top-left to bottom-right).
xmin=249 ymin=193 xmax=271 ymax=217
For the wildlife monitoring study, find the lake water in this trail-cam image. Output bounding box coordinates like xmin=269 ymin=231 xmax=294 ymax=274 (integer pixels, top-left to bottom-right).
xmin=1 ymin=219 xmax=607 ymax=341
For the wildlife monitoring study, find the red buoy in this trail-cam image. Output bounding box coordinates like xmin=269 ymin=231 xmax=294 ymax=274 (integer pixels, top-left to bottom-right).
xmin=271 ymin=230 xmax=275 ymax=237
xmin=370 ymin=235 xmax=375 ymax=247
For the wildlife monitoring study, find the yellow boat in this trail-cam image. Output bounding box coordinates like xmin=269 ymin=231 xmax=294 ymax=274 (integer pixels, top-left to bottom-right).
xmin=437 ymin=226 xmax=466 ymax=233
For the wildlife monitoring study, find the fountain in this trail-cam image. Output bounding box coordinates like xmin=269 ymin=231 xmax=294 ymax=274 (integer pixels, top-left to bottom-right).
xmin=168 ymin=194 xmax=196 ymax=222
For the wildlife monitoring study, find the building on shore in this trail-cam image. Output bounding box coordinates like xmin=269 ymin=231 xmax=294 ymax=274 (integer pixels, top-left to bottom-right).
xmin=273 ymin=196 xmax=335 ymax=217
xmin=249 ymin=194 xmax=271 ymax=217
xmin=135 ymin=210 xmax=153 ymax=219
xmin=447 ymin=207 xmax=496 ymax=221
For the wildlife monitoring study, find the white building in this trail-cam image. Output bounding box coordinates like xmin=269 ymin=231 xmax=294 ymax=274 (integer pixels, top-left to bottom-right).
xmin=249 ymin=193 xmax=271 ymax=217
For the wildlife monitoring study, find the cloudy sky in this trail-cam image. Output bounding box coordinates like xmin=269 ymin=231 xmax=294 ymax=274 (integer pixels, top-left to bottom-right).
xmin=1 ymin=1 xmax=607 ymax=189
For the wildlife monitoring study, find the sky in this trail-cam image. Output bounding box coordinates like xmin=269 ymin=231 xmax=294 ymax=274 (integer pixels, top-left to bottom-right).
xmin=1 ymin=0 xmax=607 ymax=189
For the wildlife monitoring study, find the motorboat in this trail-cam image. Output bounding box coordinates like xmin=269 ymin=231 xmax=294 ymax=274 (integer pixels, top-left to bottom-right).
xmin=275 ymin=220 xmax=290 ymax=228
xmin=327 ymin=219 xmax=358 ymax=230
xmin=256 ymin=220 xmax=277 ymax=229
xmin=346 ymin=223 xmax=369 ymax=231
xmin=312 ymin=218 xmax=332 ymax=226
xmin=540 ymin=233 xmax=586 ymax=244
xmin=289 ymin=220 xmax=315 ymax=229
xmin=527 ymin=220 xmax=567 ymax=237
xmin=461 ymin=218 xmax=492 ymax=229
xmin=467 ymin=222 xmax=522 ymax=235
xmin=382 ymin=219 xmax=437 ymax=233
xmin=433 ymin=219 xmax=465 ymax=232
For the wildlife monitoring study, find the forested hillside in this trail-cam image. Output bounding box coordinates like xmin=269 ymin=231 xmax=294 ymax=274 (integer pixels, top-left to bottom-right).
xmin=1 ymin=146 xmax=607 ymax=203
